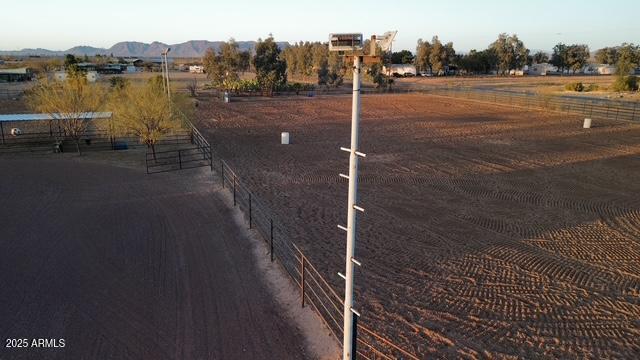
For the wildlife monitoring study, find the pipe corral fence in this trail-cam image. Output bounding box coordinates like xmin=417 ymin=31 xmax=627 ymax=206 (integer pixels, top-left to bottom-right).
xmin=0 ymin=113 xmax=195 ymax=156
xmin=420 ymin=86 xmax=640 ymax=123
xmin=215 ymin=157 xmax=420 ymax=359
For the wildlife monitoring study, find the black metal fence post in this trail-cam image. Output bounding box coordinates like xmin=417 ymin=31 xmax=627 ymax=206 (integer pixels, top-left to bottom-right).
xmin=300 ymin=254 xmax=305 ymax=308
xmin=270 ymin=219 xmax=274 ymax=262
xmin=0 ymin=122 xmax=4 ymax=145
xmin=178 ymin=150 xmax=182 ymax=169
xmin=210 ymin=147 xmax=213 ymax=171
xmin=352 ymin=312 xmax=359 ymax=359
xmin=233 ymin=176 xmax=236 ymax=206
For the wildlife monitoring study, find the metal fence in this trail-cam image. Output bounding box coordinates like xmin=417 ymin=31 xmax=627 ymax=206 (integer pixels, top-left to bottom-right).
xmin=422 ymin=87 xmax=640 ymax=123
xmin=217 ymin=159 xmax=420 ymax=360
xmin=145 ymin=125 xmax=212 ymax=174
xmin=0 ymin=127 xmax=192 ymax=154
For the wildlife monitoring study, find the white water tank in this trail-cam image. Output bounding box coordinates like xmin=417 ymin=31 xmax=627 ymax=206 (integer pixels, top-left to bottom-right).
xmin=281 ymin=132 xmax=290 ymax=144
xmin=583 ymin=118 xmax=592 ymax=129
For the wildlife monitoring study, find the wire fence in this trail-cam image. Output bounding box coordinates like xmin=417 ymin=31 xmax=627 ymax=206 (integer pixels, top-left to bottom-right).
xmin=420 ymin=87 xmax=640 ymax=123
xmin=216 ymin=158 xmax=420 ymax=360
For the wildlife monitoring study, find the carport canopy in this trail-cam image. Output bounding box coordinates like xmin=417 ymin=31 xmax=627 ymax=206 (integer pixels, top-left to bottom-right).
xmin=0 ymin=112 xmax=112 ymax=122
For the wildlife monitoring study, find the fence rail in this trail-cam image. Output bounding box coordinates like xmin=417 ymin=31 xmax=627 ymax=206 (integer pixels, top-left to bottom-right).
xmin=217 ymin=158 xmax=420 ymax=359
xmin=0 ymin=127 xmax=192 ymax=154
xmin=145 ymin=121 xmax=214 ymax=174
xmin=420 ymin=87 xmax=640 ymax=123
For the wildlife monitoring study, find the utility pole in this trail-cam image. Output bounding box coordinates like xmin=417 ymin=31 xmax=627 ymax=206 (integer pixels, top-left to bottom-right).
xmin=341 ymin=54 xmax=363 ymax=360
xmin=161 ymin=48 xmax=171 ymax=101
xmin=329 ymin=31 xmax=396 ymax=360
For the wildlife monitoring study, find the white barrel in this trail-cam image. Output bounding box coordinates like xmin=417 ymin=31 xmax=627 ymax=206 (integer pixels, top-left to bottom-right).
xmin=224 ymin=92 xmax=230 ymax=103
xmin=583 ymin=118 xmax=592 ymax=129
xmin=281 ymin=132 xmax=290 ymax=145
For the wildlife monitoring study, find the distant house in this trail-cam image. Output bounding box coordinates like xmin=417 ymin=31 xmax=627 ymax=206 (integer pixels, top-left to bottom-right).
xmin=124 ymin=58 xmax=144 ymax=67
xmin=54 ymin=70 xmax=99 ymax=82
xmin=0 ymin=68 xmax=33 ymax=82
xmin=595 ymin=64 xmax=617 ymax=75
xmin=189 ymin=65 xmax=205 ymax=74
xmin=528 ymin=63 xmax=557 ymax=76
xmin=382 ymin=64 xmax=416 ymax=77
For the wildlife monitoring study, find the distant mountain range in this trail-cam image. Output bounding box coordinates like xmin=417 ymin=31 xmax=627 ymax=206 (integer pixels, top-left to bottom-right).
xmin=0 ymin=40 xmax=290 ymax=58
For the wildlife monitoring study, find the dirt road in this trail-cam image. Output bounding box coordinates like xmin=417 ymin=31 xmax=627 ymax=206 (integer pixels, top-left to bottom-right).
xmin=0 ymin=158 xmax=307 ymax=359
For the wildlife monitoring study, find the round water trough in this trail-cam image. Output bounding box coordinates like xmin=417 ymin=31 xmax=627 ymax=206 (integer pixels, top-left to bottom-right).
xmin=281 ymin=132 xmax=290 ymax=145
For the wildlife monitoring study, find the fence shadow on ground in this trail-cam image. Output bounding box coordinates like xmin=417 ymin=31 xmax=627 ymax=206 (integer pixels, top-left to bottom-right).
xmin=217 ymin=158 xmax=420 ymax=360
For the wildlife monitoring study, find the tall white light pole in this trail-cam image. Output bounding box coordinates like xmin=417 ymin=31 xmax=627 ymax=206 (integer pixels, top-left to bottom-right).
xmin=329 ymin=31 xmax=395 ymax=360
xmin=342 ymin=53 xmax=363 ymax=360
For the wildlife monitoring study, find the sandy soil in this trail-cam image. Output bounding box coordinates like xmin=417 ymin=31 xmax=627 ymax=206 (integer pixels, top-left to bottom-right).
xmin=196 ymin=93 xmax=640 ymax=358
xmin=397 ymin=76 xmax=640 ymax=101
xmin=0 ymin=157 xmax=311 ymax=359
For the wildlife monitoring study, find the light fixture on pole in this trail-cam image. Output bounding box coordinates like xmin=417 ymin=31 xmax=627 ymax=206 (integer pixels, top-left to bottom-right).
xmin=329 ymin=30 xmax=396 ymax=360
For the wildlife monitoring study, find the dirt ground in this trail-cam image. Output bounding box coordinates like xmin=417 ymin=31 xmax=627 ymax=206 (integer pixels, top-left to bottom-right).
xmin=0 ymin=156 xmax=311 ymax=359
xmin=397 ymin=76 xmax=640 ymax=101
xmin=197 ymin=93 xmax=640 ymax=358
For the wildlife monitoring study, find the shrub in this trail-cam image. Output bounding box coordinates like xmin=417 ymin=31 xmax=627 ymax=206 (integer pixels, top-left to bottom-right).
xmin=612 ymin=76 xmax=639 ymax=92
xmin=276 ymin=82 xmax=315 ymax=93
xmin=564 ymin=82 xmax=584 ymax=92
xmin=109 ymin=76 xmax=129 ymax=89
xmin=584 ymin=84 xmax=600 ymax=92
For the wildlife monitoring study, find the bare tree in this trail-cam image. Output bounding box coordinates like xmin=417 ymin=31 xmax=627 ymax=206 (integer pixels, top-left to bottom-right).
xmin=186 ymin=77 xmax=198 ymax=97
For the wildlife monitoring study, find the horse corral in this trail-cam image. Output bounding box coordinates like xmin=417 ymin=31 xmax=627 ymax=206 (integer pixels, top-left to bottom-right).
xmin=198 ymin=93 xmax=640 ymax=358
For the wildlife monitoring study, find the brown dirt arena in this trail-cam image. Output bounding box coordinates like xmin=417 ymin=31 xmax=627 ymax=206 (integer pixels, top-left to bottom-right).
xmin=0 ymin=157 xmax=308 ymax=359
xmin=197 ymin=93 xmax=640 ymax=358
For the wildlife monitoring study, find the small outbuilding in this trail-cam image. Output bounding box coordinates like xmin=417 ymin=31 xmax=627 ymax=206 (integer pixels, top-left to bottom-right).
xmin=0 ymin=68 xmax=33 ymax=82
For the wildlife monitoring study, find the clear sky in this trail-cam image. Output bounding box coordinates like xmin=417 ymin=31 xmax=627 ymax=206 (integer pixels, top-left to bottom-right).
xmin=1 ymin=0 xmax=638 ymax=52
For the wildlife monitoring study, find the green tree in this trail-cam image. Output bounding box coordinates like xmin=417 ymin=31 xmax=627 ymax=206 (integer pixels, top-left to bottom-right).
xmin=615 ymin=43 xmax=640 ymax=75
xmin=491 ymin=33 xmax=529 ymax=75
xmin=595 ymin=47 xmax=618 ymax=65
xmin=64 ymin=54 xmax=78 ymax=72
xmin=253 ymin=36 xmax=287 ymax=95
xmin=415 ymin=39 xmax=432 ymax=73
xmin=220 ymin=38 xmax=241 ymax=81
xmin=550 ymin=43 xmax=568 ymax=73
xmin=367 ymin=63 xmax=392 ymax=90
xmin=533 ymin=51 xmax=549 ymax=64
xmin=327 ymin=51 xmax=345 ymax=87
xmin=566 ymin=45 xmax=590 ymax=74
xmin=429 ymin=36 xmax=445 ymax=75
xmin=238 ymin=51 xmax=251 ymax=74
xmin=391 ymin=50 xmax=414 ymax=64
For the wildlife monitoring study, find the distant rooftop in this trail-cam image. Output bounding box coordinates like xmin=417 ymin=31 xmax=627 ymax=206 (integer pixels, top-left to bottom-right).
xmin=0 ymin=67 xmax=30 ymax=74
